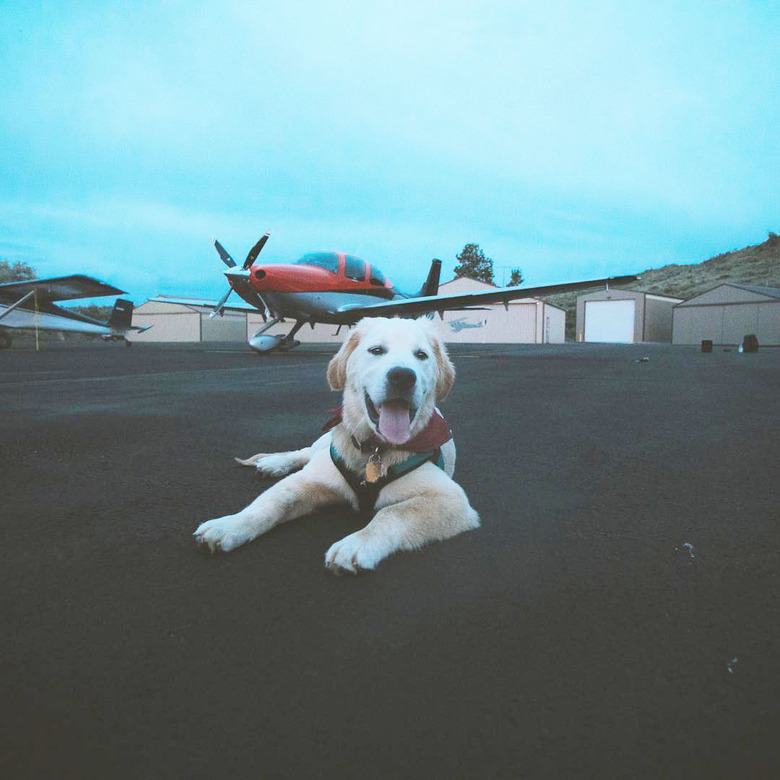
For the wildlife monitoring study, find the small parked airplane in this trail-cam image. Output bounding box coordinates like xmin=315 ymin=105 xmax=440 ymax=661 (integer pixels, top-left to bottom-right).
xmin=210 ymin=233 xmax=638 ymax=352
xmin=0 ymin=275 xmax=148 ymax=349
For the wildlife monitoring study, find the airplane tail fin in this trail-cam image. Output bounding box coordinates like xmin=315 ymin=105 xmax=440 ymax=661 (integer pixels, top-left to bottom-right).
xmin=417 ymin=259 xmax=442 ymax=298
xmin=108 ymin=299 xmax=134 ymax=330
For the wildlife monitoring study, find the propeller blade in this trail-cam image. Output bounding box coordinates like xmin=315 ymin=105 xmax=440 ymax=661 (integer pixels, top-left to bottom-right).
xmin=243 ymin=232 xmax=270 ymax=270
xmin=212 ymin=238 xmax=236 ymax=268
xmin=210 ymin=287 xmax=233 ymax=319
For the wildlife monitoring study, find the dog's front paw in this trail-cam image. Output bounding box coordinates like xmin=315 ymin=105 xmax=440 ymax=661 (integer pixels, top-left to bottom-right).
xmin=253 ymin=453 xmax=299 ymax=478
xmin=194 ymin=515 xmax=253 ymax=553
xmin=325 ymin=531 xmax=385 ymax=575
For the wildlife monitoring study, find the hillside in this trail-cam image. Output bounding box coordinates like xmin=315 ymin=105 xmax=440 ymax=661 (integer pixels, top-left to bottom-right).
xmin=543 ymin=232 xmax=780 ymax=339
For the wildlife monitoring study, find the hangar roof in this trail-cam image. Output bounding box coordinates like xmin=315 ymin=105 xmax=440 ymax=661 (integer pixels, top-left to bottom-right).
xmin=729 ymin=284 xmax=780 ymax=299
xmin=676 ymin=283 xmax=780 ymax=307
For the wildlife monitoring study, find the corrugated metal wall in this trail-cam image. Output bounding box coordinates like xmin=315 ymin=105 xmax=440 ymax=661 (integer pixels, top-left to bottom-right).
xmin=673 ymin=301 xmax=780 ymax=344
xmin=673 ymin=285 xmax=780 ymax=345
xmin=544 ymin=304 xmax=566 ymax=343
xmin=643 ymin=295 xmax=679 ymax=342
xmin=129 ymin=302 xmax=201 ymax=342
xmin=429 ymin=303 xmax=541 ymax=343
xmin=129 ymin=301 xmax=247 ymax=343
xmin=200 ymin=311 xmax=247 ymax=342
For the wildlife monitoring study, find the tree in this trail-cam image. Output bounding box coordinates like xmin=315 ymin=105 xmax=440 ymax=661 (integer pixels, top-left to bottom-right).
xmin=0 ymin=259 xmax=36 ymax=282
xmin=508 ymin=268 xmax=524 ymax=286
xmin=73 ymin=304 xmax=112 ymax=321
xmin=454 ymin=244 xmax=494 ymax=284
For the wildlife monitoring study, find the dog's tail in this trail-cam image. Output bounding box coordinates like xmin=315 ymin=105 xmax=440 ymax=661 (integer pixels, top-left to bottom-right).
xmin=234 ymin=453 xmax=269 ymax=467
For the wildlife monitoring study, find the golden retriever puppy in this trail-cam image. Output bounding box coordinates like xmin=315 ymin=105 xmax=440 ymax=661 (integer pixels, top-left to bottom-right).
xmin=194 ymin=317 xmax=479 ymax=574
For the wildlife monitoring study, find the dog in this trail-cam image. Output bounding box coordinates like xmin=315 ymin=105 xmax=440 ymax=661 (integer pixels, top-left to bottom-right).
xmin=193 ymin=317 xmax=480 ymax=574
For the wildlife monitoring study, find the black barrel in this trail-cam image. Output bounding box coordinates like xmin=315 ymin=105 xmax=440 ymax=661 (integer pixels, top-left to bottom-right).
xmin=742 ymin=334 xmax=759 ymax=353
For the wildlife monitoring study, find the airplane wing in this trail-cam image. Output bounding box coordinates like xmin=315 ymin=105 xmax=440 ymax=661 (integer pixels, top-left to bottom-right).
xmin=336 ymin=274 xmax=639 ymax=319
xmin=0 ymin=275 xmax=126 ymax=302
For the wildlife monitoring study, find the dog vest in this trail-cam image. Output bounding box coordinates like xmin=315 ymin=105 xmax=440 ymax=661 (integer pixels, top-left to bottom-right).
xmin=324 ymin=408 xmax=452 ymax=515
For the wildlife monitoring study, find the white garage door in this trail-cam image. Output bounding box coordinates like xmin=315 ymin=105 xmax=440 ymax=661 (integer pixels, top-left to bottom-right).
xmin=585 ymin=300 xmax=636 ymax=343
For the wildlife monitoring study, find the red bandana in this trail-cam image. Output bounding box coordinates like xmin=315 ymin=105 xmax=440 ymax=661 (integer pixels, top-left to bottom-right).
xmin=322 ymin=406 xmax=452 ymax=452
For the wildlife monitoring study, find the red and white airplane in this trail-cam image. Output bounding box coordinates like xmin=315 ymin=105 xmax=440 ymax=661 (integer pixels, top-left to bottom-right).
xmin=211 ymin=233 xmax=638 ymax=353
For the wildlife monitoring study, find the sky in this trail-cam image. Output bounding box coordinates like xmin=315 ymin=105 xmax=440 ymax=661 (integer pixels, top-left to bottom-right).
xmin=1 ymin=0 xmax=779 ymax=306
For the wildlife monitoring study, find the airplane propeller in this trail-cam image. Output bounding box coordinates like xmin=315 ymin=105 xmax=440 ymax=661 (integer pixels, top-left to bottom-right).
xmin=243 ymin=232 xmax=270 ymax=270
xmin=210 ymin=232 xmax=271 ymax=319
xmin=213 ymin=239 xmax=237 ymax=268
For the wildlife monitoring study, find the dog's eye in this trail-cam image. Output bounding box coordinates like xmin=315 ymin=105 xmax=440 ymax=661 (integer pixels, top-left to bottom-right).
xmin=414 ymin=350 xmax=429 ymax=360
xmin=368 ymin=346 xmax=386 ymax=356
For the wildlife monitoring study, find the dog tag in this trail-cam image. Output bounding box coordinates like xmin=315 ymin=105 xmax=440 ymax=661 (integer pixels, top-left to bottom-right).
xmin=365 ymin=453 xmax=383 ymax=483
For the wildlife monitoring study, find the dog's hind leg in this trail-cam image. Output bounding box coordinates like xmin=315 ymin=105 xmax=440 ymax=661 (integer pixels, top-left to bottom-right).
xmin=235 ymin=432 xmax=332 ymax=478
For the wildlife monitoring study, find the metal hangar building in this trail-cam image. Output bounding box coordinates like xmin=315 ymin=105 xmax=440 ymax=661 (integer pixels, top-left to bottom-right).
xmin=576 ymin=288 xmax=682 ymax=344
xmin=128 ymin=296 xmax=251 ymax=343
xmin=672 ymin=284 xmax=780 ymax=346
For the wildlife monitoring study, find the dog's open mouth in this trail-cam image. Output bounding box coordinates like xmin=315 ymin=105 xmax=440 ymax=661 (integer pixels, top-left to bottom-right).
xmin=365 ymin=393 xmax=417 ymax=445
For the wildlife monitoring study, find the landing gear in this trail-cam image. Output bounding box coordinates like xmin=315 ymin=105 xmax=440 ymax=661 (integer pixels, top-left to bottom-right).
xmin=248 ymin=319 xmax=305 ymax=353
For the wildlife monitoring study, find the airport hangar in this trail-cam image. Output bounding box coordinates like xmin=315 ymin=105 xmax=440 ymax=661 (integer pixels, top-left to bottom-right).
xmin=128 ymin=296 xmax=253 ymax=343
xmin=129 ymin=279 xmax=567 ymax=345
xmin=576 ymin=288 xmax=682 ymax=344
xmin=672 ymin=283 xmax=780 ymax=346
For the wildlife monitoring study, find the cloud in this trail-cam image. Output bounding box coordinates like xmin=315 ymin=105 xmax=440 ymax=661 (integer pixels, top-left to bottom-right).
xmin=0 ymin=0 xmax=778 ymax=305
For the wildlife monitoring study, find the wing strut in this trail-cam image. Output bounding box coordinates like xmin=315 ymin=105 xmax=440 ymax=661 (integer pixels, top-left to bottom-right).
xmin=0 ymin=290 xmax=35 ymax=322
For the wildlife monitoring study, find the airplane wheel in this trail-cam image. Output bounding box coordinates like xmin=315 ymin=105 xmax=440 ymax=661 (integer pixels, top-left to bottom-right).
xmin=0 ymin=331 xmax=12 ymax=350
xmin=125 ymin=339 xmax=133 ymax=347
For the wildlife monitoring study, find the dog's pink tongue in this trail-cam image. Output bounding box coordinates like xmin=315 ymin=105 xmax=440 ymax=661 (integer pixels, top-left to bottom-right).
xmin=378 ymin=401 xmax=412 ymax=444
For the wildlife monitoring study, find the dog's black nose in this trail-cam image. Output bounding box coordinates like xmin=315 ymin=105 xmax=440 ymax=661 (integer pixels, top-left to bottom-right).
xmin=386 ymin=366 xmax=416 ymax=389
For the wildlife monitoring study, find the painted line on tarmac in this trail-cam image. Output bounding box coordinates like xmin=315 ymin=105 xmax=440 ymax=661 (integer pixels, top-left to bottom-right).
xmin=0 ymin=362 xmax=326 ymax=389
xmin=207 ymin=349 xmax=336 ymax=354
xmin=1 ymin=355 xmax=476 ymax=389
xmin=207 ymin=348 xmax=481 ymax=357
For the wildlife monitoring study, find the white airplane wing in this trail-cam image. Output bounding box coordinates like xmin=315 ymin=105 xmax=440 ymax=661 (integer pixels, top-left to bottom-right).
xmin=336 ymin=274 xmax=639 ymax=319
xmin=0 ymin=274 xmax=126 ymax=302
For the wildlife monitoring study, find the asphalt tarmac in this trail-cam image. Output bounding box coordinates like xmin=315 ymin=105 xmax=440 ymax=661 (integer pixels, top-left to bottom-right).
xmin=2 ymin=341 xmax=779 ymax=779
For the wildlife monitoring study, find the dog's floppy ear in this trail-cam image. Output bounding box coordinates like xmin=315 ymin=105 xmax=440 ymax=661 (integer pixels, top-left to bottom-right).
xmin=327 ymin=328 xmax=361 ymax=390
xmin=430 ymin=332 xmax=455 ymax=401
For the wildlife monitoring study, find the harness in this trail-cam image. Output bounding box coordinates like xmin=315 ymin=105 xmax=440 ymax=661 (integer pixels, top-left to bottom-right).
xmin=322 ymin=406 xmax=452 ymax=516
xmin=330 ymin=442 xmax=445 ymax=515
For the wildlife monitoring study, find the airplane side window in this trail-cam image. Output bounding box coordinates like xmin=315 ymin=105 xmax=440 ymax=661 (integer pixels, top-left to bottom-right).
xmin=294 ymin=252 xmax=339 ymax=274
xmin=369 ymin=267 xmax=386 ymax=286
xmin=344 ymin=255 xmax=366 ymax=282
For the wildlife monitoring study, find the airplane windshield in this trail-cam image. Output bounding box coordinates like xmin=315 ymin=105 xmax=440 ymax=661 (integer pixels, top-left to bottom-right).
xmin=344 ymin=255 xmax=366 ymax=282
xmin=294 ymin=252 xmax=339 ymax=274
xmin=369 ymin=266 xmax=386 ymax=286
